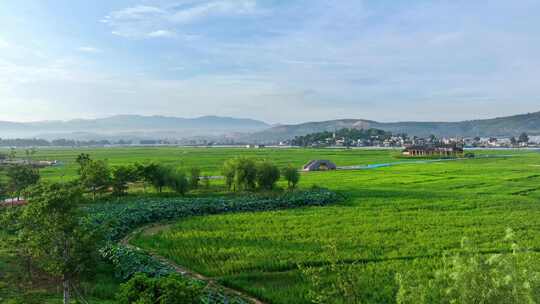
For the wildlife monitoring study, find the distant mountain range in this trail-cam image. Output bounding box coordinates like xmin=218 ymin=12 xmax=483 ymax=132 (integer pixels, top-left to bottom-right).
xmin=0 ymin=115 xmax=270 ymax=140
xmin=1 ymin=111 xmax=540 ymax=143
xmin=246 ymin=111 xmax=540 ymax=143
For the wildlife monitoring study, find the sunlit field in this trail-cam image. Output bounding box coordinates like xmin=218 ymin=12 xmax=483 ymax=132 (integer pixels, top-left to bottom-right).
xmin=128 ymin=149 xmax=540 ymax=303
xmin=3 ymin=147 xmax=540 ymax=303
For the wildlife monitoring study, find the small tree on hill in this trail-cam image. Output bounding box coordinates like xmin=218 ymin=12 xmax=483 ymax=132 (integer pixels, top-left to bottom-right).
xmin=14 ymin=183 xmax=101 ymax=304
xmin=111 ymin=165 xmax=137 ymax=196
xmin=79 ymin=160 xmax=111 ymax=200
xmin=189 ymin=167 xmax=201 ymax=190
xmin=255 ymin=160 xmax=280 ymax=190
xmin=519 ymin=132 xmax=529 ymax=144
xmin=282 ymin=165 xmax=300 ymax=190
xmin=7 ymin=164 xmax=40 ymax=200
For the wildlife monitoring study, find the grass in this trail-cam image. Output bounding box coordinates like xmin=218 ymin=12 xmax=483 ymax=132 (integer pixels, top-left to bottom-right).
xmin=130 ymin=149 xmax=540 ymax=303
xmin=2 ymin=147 xmax=539 ymax=303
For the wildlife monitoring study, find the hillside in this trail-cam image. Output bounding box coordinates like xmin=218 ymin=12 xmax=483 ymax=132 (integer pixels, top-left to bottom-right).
xmin=247 ymin=112 xmax=540 ymax=142
xmin=0 ymin=115 xmax=270 ymax=140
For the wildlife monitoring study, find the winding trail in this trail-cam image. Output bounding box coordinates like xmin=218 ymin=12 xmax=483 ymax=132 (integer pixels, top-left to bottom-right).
xmin=121 ymin=224 xmax=267 ymax=304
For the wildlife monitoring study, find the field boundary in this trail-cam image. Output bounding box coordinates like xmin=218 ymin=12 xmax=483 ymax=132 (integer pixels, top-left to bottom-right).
xmin=121 ymin=224 xmax=267 ymax=304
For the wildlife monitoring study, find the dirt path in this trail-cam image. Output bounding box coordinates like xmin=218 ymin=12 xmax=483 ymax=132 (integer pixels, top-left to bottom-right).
xmin=121 ymin=224 xmax=267 ymax=304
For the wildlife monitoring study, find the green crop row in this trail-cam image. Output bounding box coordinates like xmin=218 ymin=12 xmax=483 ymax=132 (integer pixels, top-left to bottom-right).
xmin=90 ymin=189 xmax=341 ymax=303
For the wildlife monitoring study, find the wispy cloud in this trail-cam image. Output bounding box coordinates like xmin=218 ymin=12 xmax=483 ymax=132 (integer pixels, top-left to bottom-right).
xmin=77 ymin=46 xmax=103 ymax=54
xmin=147 ymin=30 xmax=176 ymax=38
xmin=102 ymin=0 xmax=260 ymax=39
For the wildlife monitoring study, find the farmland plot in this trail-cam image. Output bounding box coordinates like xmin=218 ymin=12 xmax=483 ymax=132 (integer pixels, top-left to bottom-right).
xmin=132 ymin=151 xmax=540 ymax=303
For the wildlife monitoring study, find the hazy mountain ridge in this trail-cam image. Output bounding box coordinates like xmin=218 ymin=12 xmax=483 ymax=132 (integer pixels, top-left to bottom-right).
xmin=2 ymin=112 xmax=540 ymax=142
xmin=0 ymin=115 xmax=270 ymax=139
xmin=247 ymin=112 xmax=540 ymax=142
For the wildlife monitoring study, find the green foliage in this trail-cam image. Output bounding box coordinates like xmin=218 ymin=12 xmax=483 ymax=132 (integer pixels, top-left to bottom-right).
xmin=116 ymin=273 xmax=204 ymax=304
xmin=282 ymin=165 xmax=300 ymax=189
xmin=292 ymin=128 xmax=391 ymax=147
xmin=6 ymin=164 xmax=40 ymax=198
xmin=140 ymin=163 xmax=170 ymax=193
xmin=88 ymin=189 xmax=340 ymax=242
xmin=100 ymin=245 xmax=175 ymax=279
xmin=167 ymin=169 xmax=189 ymax=196
xmin=223 ymin=157 xmax=280 ymax=191
xmin=189 ymin=167 xmax=201 ymax=189
xmin=396 ymin=229 xmax=540 ymax=304
xmin=80 ymin=159 xmax=111 ymax=200
xmin=255 ymin=160 xmax=280 ymax=190
xmin=8 ymin=182 xmax=102 ymax=303
xmin=112 ymin=165 xmax=137 ymax=196
xmin=75 ymin=153 xmax=91 ymax=173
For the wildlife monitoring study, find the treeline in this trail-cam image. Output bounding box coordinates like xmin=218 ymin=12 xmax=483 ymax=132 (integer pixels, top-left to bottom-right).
xmin=291 ymin=128 xmax=393 ymax=147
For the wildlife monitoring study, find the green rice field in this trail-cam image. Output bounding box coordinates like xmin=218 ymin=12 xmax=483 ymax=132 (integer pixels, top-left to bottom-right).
xmin=124 ymin=148 xmax=540 ymax=303
xmin=3 ymin=147 xmax=540 ymax=303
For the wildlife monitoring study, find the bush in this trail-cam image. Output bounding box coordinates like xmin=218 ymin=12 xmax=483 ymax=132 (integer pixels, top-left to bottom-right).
xmin=112 ymin=165 xmax=137 ymax=196
xmin=222 ymin=157 xmax=257 ymax=191
xmin=167 ymin=169 xmax=189 ymax=196
xmin=116 ymin=273 xmax=204 ymax=304
xmin=282 ymin=165 xmax=300 ymax=190
xmin=189 ymin=167 xmax=201 ymax=190
xmin=396 ymin=229 xmax=540 ymax=304
xmin=255 ymin=160 xmax=280 ymax=190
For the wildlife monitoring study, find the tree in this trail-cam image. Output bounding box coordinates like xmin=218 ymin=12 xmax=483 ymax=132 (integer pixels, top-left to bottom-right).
xmin=7 ymin=164 xmax=40 ymax=200
xmin=255 ymin=160 xmax=280 ymax=190
xmin=510 ymin=136 xmax=518 ymax=146
xmin=148 ymin=164 xmax=170 ymax=193
xmin=519 ymin=132 xmax=529 ymax=144
xmin=233 ymin=157 xmax=257 ymax=191
xmin=116 ymin=273 xmax=204 ymax=304
xmin=167 ymin=169 xmax=189 ymax=196
xmin=79 ymin=160 xmax=111 ymax=200
xmin=75 ymin=153 xmax=91 ymax=173
xmin=282 ymin=165 xmax=300 ymax=190
xmin=189 ymin=167 xmax=201 ymax=190
xmin=222 ymin=158 xmax=237 ymax=191
xmin=14 ymin=183 xmax=101 ymax=304
xmin=111 ymin=165 xmax=136 ymax=196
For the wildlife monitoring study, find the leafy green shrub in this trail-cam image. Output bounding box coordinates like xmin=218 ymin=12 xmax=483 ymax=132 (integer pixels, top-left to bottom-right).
xmin=255 ymin=160 xmax=280 ymax=190
xmin=396 ymin=229 xmax=540 ymax=304
xmin=167 ymin=169 xmax=189 ymax=196
xmin=282 ymin=165 xmax=300 ymax=190
xmin=189 ymin=167 xmax=201 ymax=190
xmin=100 ymin=245 xmax=175 ymax=280
xmin=116 ymin=273 xmax=204 ymax=304
xmin=112 ymin=165 xmax=137 ymax=196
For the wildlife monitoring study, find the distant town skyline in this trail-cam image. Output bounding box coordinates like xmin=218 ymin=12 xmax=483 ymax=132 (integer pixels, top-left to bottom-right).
xmin=1 ymin=0 xmax=540 ymax=124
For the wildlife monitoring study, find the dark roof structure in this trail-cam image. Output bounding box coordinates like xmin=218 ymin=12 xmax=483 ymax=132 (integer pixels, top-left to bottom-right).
xmin=303 ymin=160 xmax=337 ymax=171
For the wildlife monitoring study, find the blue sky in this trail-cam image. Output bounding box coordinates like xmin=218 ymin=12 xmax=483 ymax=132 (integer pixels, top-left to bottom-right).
xmin=1 ymin=0 xmax=540 ymax=123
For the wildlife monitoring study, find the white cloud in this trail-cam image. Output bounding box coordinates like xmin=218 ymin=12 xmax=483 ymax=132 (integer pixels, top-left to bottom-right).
xmin=170 ymin=0 xmax=258 ymax=23
xmin=147 ymin=30 xmax=176 ymax=38
xmin=77 ymin=46 xmax=103 ymax=54
xmin=103 ymin=0 xmax=260 ymax=39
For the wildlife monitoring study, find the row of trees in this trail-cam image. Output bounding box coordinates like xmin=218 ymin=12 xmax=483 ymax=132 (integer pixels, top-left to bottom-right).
xmin=222 ymin=157 xmax=300 ymax=192
xmin=76 ymin=154 xmax=204 ymax=199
